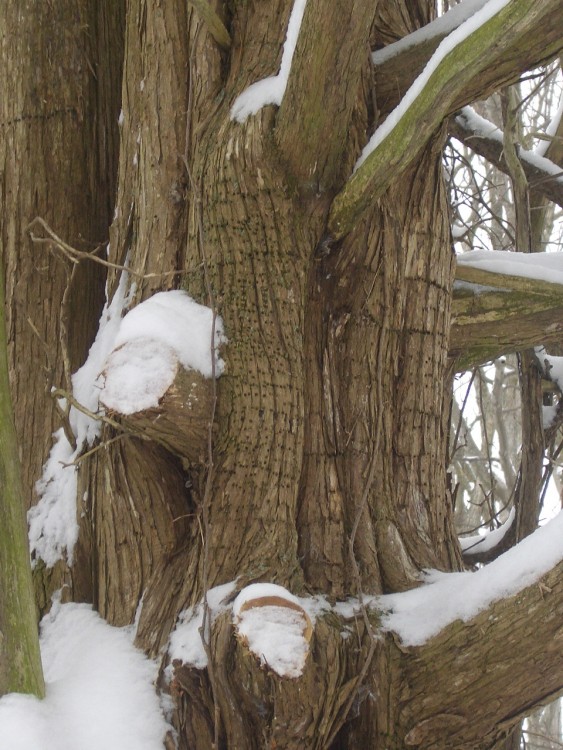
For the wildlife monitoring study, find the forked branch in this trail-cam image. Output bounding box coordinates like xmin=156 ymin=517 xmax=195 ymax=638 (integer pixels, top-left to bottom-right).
xmin=450 ymin=108 xmax=563 ymax=210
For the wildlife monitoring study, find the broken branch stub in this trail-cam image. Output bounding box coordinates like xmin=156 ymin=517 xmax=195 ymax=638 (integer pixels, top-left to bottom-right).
xmin=99 ymin=337 xmax=213 ymax=464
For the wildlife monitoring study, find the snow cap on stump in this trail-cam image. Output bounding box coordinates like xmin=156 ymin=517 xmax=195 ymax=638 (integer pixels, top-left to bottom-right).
xmin=232 ymin=583 xmax=313 ymax=679
xmin=99 ymin=290 xmax=225 ymax=415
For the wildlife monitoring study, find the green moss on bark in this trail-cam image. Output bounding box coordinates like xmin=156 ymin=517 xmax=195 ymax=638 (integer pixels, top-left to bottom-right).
xmin=0 ymin=262 xmax=45 ymax=698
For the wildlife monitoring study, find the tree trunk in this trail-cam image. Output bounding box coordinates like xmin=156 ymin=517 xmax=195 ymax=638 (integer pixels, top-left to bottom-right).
xmin=0 ymin=259 xmax=44 ymax=697
xmin=3 ymin=0 xmax=563 ymax=747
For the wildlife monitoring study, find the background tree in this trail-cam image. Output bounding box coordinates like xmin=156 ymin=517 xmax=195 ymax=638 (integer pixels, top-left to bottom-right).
xmin=1 ymin=1 xmax=563 ymax=748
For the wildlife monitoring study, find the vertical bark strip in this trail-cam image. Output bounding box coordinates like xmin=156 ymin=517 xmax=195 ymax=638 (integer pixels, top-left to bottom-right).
xmin=299 ymin=142 xmax=462 ymax=596
xmin=0 ymin=261 xmax=44 ymax=697
xmin=0 ymin=0 xmax=124 ymax=502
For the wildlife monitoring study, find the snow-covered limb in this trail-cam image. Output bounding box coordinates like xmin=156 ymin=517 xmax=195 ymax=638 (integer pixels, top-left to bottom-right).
xmin=372 ymin=0 xmax=563 ymax=120
xmin=329 ymin=0 xmax=563 ymax=238
xmin=451 ymin=253 xmax=563 ymax=369
xmin=371 ymin=0 xmax=490 ymax=67
xmin=166 ymin=527 xmax=563 ymax=747
xmin=459 ymin=507 xmax=515 ymax=557
xmin=350 ymin=511 xmax=563 ymax=746
xmin=451 ymin=107 xmax=563 ymax=210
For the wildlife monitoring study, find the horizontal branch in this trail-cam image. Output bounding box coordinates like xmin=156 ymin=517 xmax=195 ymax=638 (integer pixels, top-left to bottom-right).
xmin=329 ymin=0 xmax=563 ymax=238
xmin=450 ymin=263 xmax=563 ymax=370
xmin=450 ymin=108 xmax=563 ymax=209
xmin=398 ymin=558 xmax=563 ymax=749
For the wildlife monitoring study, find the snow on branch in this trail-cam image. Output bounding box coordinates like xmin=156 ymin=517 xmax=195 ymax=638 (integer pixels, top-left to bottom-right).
xmin=451 ymin=252 xmax=563 ymax=369
xmin=98 ymin=290 xmax=225 ymax=462
xmin=371 ymin=0 xmax=490 ymax=67
xmin=230 ymin=0 xmax=308 ymax=123
xmin=233 ymin=583 xmax=313 ymax=679
xmin=99 ymin=290 xmax=225 ymax=415
xmin=459 ymin=507 xmax=515 ymax=556
xmin=329 ymin=0 xmax=562 ymax=238
xmin=378 ymin=509 xmax=563 ymax=646
xmin=451 ymin=107 xmax=563 ymax=209
xmin=168 ymin=582 xmax=317 ymax=680
xmin=456 ymin=249 xmax=563 ymax=285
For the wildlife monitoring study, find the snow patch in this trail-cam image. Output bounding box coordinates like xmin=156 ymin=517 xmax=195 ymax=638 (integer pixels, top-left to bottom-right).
xmin=169 ymin=583 xmax=319 ymax=680
xmin=0 ymin=601 xmax=169 ymax=750
xmin=232 ymin=582 xmax=302 ymax=617
xmin=28 ymin=268 xmax=132 ymax=568
xmin=231 ymin=0 xmax=308 ymax=122
xmin=112 ymin=290 xmax=225 ymax=378
xmin=100 ymin=339 xmax=178 ymax=415
xmin=99 ymin=290 xmax=225 ymax=415
xmin=235 ymin=606 xmax=310 ymax=678
xmin=459 ymin=507 xmax=515 ymax=555
xmin=168 ymin=582 xmax=237 ymax=673
xmin=457 ymin=248 xmax=563 ymax=285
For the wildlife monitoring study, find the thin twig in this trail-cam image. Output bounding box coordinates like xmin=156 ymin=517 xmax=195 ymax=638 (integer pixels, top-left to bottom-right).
xmin=60 ymin=262 xmax=78 ymax=400
xmin=60 ymin=431 xmax=135 ymax=467
xmin=51 ymin=388 xmax=129 ymax=433
xmin=26 ymin=216 xmax=193 ymax=280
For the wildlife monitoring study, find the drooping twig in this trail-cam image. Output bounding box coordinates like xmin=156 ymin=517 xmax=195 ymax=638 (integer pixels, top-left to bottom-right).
xmin=26 ymin=217 xmax=193 ymax=280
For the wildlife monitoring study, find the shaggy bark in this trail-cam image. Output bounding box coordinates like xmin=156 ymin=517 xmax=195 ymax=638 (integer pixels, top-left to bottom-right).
xmin=3 ymin=0 xmax=563 ymax=746
xmin=0 ymin=0 xmax=123 ymax=500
